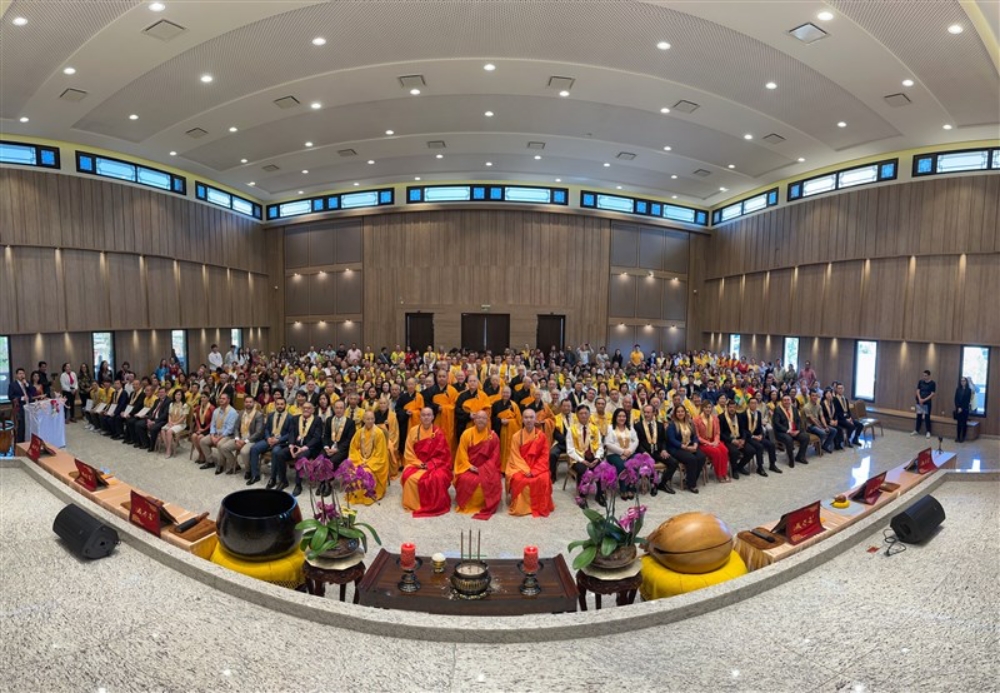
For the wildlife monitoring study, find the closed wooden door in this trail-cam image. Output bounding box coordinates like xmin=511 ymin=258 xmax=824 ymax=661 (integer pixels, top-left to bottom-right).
xmin=405 ymin=313 xmax=434 ymax=351
xmin=461 ymin=313 xmax=510 ymax=353
xmin=485 ymin=314 xmax=510 ymax=354
xmin=536 ymin=315 xmax=565 ymax=352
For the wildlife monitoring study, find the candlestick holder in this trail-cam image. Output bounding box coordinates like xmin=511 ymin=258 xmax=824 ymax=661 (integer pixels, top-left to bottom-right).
xmin=516 ymin=560 xmax=543 ymax=597
xmin=396 ymin=557 xmax=422 ymax=593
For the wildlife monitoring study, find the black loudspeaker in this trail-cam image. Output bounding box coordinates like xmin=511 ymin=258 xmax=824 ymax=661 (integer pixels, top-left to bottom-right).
xmin=52 ymin=504 xmax=119 ymax=560
xmin=890 ymin=495 xmax=945 ymax=544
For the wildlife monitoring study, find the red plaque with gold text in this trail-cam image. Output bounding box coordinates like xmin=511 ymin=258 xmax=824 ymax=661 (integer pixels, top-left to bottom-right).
xmin=73 ymin=459 xmax=108 ymax=492
xmin=128 ymin=490 xmax=179 ymax=537
xmin=906 ymin=448 xmax=936 ymax=475
xmin=773 ymin=501 xmax=825 ymax=545
xmin=849 ymin=471 xmax=887 ymax=505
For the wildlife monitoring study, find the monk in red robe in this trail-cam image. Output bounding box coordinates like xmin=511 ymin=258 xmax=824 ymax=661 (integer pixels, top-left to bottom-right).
xmin=454 ymin=410 xmax=502 ymax=520
xmin=506 ymin=409 xmax=555 ymax=517
xmin=401 ymin=407 xmax=453 ymax=517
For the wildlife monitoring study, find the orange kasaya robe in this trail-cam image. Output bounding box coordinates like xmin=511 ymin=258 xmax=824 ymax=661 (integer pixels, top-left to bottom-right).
xmin=432 ymin=386 xmax=459 ymax=455
xmin=506 ymin=428 xmax=554 ymax=517
xmin=453 ymin=426 xmax=502 ymax=520
xmin=458 ymin=388 xmax=492 ymax=432
xmin=536 ymin=401 xmax=557 ymax=444
xmin=374 ymin=409 xmax=401 ymax=479
xmin=401 ymin=425 xmax=453 ymax=517
xmin=402 ymin=392 xmax=424 ymax=435
xmin=492 ymin=400 xmax=521 ymax=473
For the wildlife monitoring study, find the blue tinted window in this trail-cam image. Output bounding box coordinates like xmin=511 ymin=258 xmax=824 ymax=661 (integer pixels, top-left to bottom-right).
xmin=0 ymin=142 xmax=37 ymax=165
xmin=79 ymin=154 xmax=94 ymax=172
xmin=490 ymin=187 xmax=503 ymax=200
xmin=472 ymin=187 xmax=486 ymax=200
xmin=408 ymin=188 xmax=423 ymax=202
xmin=880 ymin=162 xmax=896 ymax=179
xmin=424 ymin=186 xmax=471 ymax=202
xmin=96 ymin=157 xmax=135 ymax=182
xmin=206 ymin=188 xmax=231 ymax=207
xmin=172 ymin=178 xmax=185 ymax=192
xmin=327 ymin=196 xmax=340 ymax=209
xmin=233 ymin=198 xmax=255 ymax=216
xmin=596 ymin=195 xmax=634 ymax=213
xmin=267 ymin=206 xmax=278 ymax=219
xmin=279 ymin=200 xmax=311 ymax=217
xmin=553 ymin=189 xmax=567 ymax=204
xmin=341 ymin=191 xmax=379 ymax=209
xmin=916 ymin=157 xmax=933 ymax=174
xmin=651 ymin=203 xmax=662 ymax=216
xmin=312 ymin=199 xmax=324 ymax=212
xmin=696 ymin=211 xmax=708 ymax=225
xmin=767 ymin=190 xmax=778 ymax=205
xmin=379 ymin=190 xmax=393 ymax=204
xmin=505 ymin=187 xmax=551 ymax=203
xmin=137 ymin=167 xmax=171 ymax=190
xmin=39 ymin=149 xmax=57 ymax=167
xmin=635 ymin=200 xmax=648 ymax=214
xmin=582 ymin=193 xmax=596 ymax=207
xmin=663 ymin=205 xmax=696 ymax=223
xmin=789 ymin=183 xmax=801 ymax=199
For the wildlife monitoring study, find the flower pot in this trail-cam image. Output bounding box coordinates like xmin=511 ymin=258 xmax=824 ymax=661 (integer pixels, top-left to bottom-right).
xmin=321 ymin=536 xmax=361 ymax=559
xmin=217 ymin=489 xmax=302 ymax=561
xmin=591 ymin=544 xmax=637 ymax=570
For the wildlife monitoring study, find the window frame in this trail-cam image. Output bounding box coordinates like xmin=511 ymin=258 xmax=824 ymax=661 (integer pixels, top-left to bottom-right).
xmin=729 ymin=334 xmax=741 ymax=359
xmin=580 ymin=190 xmax=708 ymax=226
xmin=711 ymin=188 xmax=779 ymax=225
xmin=782 ymin=336 xmax=800 ymax=373
xmin=912 ymin=147 xmax=999 ymax=178
xmin=91 ymin=331 xmax=116 ymax=376
xmin=267 ymin=187 xmax=394 ymax=220
xmin=195 ymin=181 xmax=262 ymax=219
xmin=76 ymin=151 xmax=186 ymax=195
xmin=407 ymin=184 xmax=569 ymax=206
xmin=0 ymin=140 xmax=61 ymax=169
xmin=230 ymin=328 xmax=243 ymax=351
xmin=852 ymin=340 xmax=878 ymax=402
xmin=170 ymin=329 xmax=188 ymax=372
xmin=0 ymin=335 xmax=10 ymax=404
xmin=959 ymin=345 xmax=990 ymax=418
xmin=787 ymin=159 xmax=898 ymax=202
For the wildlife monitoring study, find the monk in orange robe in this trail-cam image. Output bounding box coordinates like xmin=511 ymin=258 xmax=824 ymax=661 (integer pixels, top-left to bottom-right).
xmin=506 ymin=409 xmax=555 ymax=517
xmin=455 ymin=375 xmax=492 ymax=439
xmin=401 ymin=407 xmax=453 ymax=517
xmin=401 ymin=377 xmax=424 ymax=436
xmin=491 ymin=386 xmax=521 ymax=473
xmin=453 ymin=410 xmax=502 ymax=520
xmin=423 ymin=370 xmax=459 ymax=455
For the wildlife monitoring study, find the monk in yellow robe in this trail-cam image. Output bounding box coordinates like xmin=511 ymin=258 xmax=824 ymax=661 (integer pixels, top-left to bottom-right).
xmin=423 ymin=370 xmax=458 ymax=455
xmin=490 ymin=387 xmax=521 ymax=473
xmin=506 ymin=409 xmax=555 ymax=517
xmin=347 ymin=410 xmax=389 ymax=505
xmin=453 ymin=410 xmax=503 ymax=519
xmin=401 ymin=407 xmax=453 ymax=517
xmin=373 ymin=398 xmax=401 ymax=479
xmin=400 ymin=377 xmax=424 ymax=434
xmin=455 ymin=375 xmax=492 ymax=438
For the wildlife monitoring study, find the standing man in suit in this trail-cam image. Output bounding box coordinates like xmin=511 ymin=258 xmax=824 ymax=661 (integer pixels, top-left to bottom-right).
xmin=719 ymin=400 xmax=752 ymax=479
xmin=8 ymin=369 xmax=30 ymax=443
xmin=741 ymin=397 xmax=776 ymax=475
xmin=773 ymin=394 xmax=810 ymax=468
xmin=138 ymin=386 xmax=170 ymax=452
xmin=635 ymin=404 xmax=676 ymax=495
xmin=833 ymin=382 xmax=863 ymax=447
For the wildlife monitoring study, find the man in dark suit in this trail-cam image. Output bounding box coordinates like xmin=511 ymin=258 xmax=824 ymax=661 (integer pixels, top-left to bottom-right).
xmin=719 ymin=400 xmax=752 ymax=479
xmin=7 ymin=368 xmax=30 ymax=443
xmin=105 ymin=381 xmax=131 ymax=440
xmin=395 ymin=377 xmax=420 ymax=456
xmin=635 ymin=404 xmax=676 ymax=495
xmin=322 ymin=399 xmax=356 ymax=469
xmin=740 ymin=397 xmax=776 ymax=475
xmin=772 ymin=394 xmax=810 ymax=468
xmin=271 ymin=401 xmax=323 ymax=496
xmin=549 ymin=398 xmax=574 ymax=477
xmin=118 ymin=381 xmax=146 ymax=444
xmin=138 ymin=387 xmax=170 ymax=452
xmin=253 ymin=395 xmax=292 ymax=487
xmin=832 ymin=382 xmax=863 ymax=447
xmin=211 ymin=373 xmax=236 ymax=407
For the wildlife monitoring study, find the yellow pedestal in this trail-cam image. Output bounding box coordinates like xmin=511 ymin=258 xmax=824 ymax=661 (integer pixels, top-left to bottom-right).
xmin=639 ymin=550 xmax=748 ymax=601
xmin=209 ymin=544 xmax=305 ymax=590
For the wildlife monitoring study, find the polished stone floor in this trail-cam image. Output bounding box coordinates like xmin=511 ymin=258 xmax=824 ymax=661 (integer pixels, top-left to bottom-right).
xmin=1 ymin=463 xmax=996 ymax=692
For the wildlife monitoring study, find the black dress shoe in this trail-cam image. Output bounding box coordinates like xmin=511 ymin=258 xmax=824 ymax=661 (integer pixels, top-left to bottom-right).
xmin=685 ymin=485 xmax=699 ymax=494
xmin=244 ymin=471 xmax=251 ymax=480
xmin=769 ymin=465 xmax=783 ymax=474
xmin=664 ymin=484 xmax=676 ymax=495
xmin=650 ymin=485 xmax=659 ymax=497
xmin=199 ymin=462 xmax=214 ymax=470
xmin=292 ymin=483 xmax=303 ymax=497
xmin=797 ymin=458 xmax=809 ymax=465
xmin=276 ymin=481 xmax=288 ymax=492
xmin=215 ymin=467 xmax=224 ymax=475
xmin=757 ymin=468 xmax=768 ymax=477
xmin=266 ymin=479 xmax=276 ymax=489
xmin=246 ymin=476 xmax=260 ymax=486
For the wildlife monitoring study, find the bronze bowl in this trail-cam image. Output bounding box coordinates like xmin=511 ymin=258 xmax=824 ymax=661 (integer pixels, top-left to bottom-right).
xmin=450 ymin=560 xmax=491 ymax=599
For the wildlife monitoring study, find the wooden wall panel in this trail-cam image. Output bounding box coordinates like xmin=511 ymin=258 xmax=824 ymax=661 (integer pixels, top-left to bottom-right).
xmin=61 ymin=249 xmax=110 ymax=332
xmin=17 ymin=247 xmax=65 ymax=334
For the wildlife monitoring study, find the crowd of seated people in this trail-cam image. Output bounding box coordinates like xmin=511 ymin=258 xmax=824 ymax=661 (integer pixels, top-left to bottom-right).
xmin=15 ymin=341 xmax=871 ymax=518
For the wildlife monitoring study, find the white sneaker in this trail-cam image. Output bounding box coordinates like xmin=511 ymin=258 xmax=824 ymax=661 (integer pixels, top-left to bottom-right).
xmin=910 ymin=430 xmax=918 ymax=436
xmin=926 ymin=432 xmax=931 ymax=439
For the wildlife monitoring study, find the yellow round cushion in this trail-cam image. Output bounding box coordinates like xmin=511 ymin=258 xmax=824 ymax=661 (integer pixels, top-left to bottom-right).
xmin=640 ymin=550 xmax=748 ymax=601
xmin=210 ymin=543 xmax=305 ymax=589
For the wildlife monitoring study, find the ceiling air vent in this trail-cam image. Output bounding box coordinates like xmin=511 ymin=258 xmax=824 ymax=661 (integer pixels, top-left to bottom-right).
xmin=762 ymin=133 xmax=786 ymax=145
xmin=547 ymin=76 xmax=576 ymax=92
xmin=337 ymin=149 xmax=357 ymax=157
xmin=185 ymin=127 xmax=208 ymax=139
xmin=142 ymin=19 xmax=187 ymax=42
xmin=884 ymin=93 xmax=912 ymax=108
xmin=273 ymin=96 xmax=300 ymax=109
xmin=426 ymin=140 xmax=446 ymax=149
xmin=398 ymin=75 xmax=426 ymax=90
xmin=616 ymin=151 xmax=636 ymax=160
xmin=788 ymin=23 xmax=828 ymax=44
xmin=672 ymin=100 xmax=700 ymax=114
xmin=262 ymin=164 xmax=280 ymax=172
xmin=693 ymin=169 xmax=711 ymax=178
xmin=527 ymin=141 xmax=546 ymax=150
xmin=59 ymin=88 xmax=88 ymax=102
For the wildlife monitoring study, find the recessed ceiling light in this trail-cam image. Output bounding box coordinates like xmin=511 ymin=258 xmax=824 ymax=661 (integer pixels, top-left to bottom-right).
xmin=353 ymin=182 xmax=359 ymax=186
xmin=63 ymin=67 xmax=76 ymax=75
xmin=603 ymin=162 xmax=610 ymax=167
xmin=558 ymin=90 xmax=570 ymax=97
xmin=18 ymin=116 xmax=29 ymax=123
xmin=414 ymin=176 xmax=421 ymax=181
xmin=302 ymin=169 xmax=309 ymax=174
xmin=727 ymin=164 xmax=735 ymax=169
xmin=947 ymin=24 xmax=963 ymax=34
xmin=817 ymin=11 xmax=834 ymax=21
xmin=943 ymin=124 xmax=953 ymax=130
xmin=720 ymin=187 xmax=728 ymax=191
xmin=248 ymin=181 xmax=255 ymax=186
xmin=555 ymin=178 xmax=562 ymax=182
xmin=485 ymin=161 xmax=493 ymax=166
xmin=797 ymin=157 xmax=806 ymax=162
xmin=385 ymin=130 xmax=394 ymax=135
xmin=616 ymin=185 xmax=623 ymax=190
xmin=310 ymin=101 xmax=322 ymax=109
xmin=670 ymin=174 xmax=677 ymax=179
xmin=311 ymin=37 xmax=326 ymax=46
xmin=671 ymin=195 xmax=678 ymax=199
xmin=656 ymin=41 xmax=671 ymax=50
xmin=534 ymin=155 xmax=542 ymax=160
xmin=902 ymin=79 xmax=914 ymax=87
xmin=240 ymin=158 xmax=247 ymax=163
xmin=483 ymin=63 xmax=496 ymax=71
xmin=367 ymin=159 xmax=375 ymax=164
xmin=304 ymin=141 xmax=313 ymax=147
xmin=484 ymin=110 xmax=494 ymax=117
xmin=200 ymin=74 xmax=213 ymax=83
xmin=409 ymin=88 xmax=421 ymax=95
xmin=435 ymin=154 xmax=443 ymax=159
xmin=663 ymin=145 xmax=672 ymax=151
xmin=765 ymin=81 xmax=777 ymax=90
xmin=169 ymin=150 xmax=177 ymax=156
xmin=228 ymin=126 xmax=238 ymax=132
xmin=149 ymin=2 xmax=165 ymax=11
xmin=659 ymin=107 xmax=671 ymax=114
xmin=12 ymin=16 xmax=28 ymax=25
xmin=129 ymin=114 xmax=139 ymax=120
xmin=743 ymin=134 xmax=753 ymax=140
xmin=298 ymin=190 xmax=304 ymax=195
xmin=837 ymin=121 xmax=847 ymax=127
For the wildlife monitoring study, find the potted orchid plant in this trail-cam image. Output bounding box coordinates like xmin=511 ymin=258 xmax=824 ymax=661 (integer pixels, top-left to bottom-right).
xmin=567 ymin=454 xmax=658 ymax=571
xmin=294 ymin=455 xmax=382 ymax=561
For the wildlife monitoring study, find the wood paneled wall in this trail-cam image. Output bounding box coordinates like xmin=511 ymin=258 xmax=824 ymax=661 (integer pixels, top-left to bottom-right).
xmin=0 ymin=168 xmax=275 ymax=368
xmin=362 ymin=210 xmax=612 ymax=350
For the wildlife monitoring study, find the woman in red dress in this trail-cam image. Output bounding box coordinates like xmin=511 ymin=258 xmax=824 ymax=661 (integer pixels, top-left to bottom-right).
xmin=695 ymin=399 xmax=731 ymax=482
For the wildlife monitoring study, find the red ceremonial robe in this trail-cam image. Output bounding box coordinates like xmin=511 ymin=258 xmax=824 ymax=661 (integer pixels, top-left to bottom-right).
xmin=508 ymin=431 xmax=555 ymax=517
xmin=454 ymin=433 xmax=502 ymax=520
xmin=402 ymin=430 xmax=453 ymax=517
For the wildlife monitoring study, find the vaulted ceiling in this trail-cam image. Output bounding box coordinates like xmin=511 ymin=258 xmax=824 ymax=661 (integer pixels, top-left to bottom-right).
xmin=2 ymin=0 xmax=998 ymax=205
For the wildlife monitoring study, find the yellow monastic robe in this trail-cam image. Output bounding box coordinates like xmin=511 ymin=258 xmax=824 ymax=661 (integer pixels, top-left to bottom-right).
xmin=376 ymin=410 xmax=401 ymax=479
xmin=493 ymin=400 xmax=521 ymax=473
xmin=347 ymin=425 xmax=389 ymax=505
xmin=453 ymin=426 xmax=493 ymax=513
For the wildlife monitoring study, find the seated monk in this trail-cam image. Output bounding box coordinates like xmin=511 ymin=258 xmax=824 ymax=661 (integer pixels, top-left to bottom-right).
xmin=491 ymin=386 xmax=521 ymax=473
xmin=347 ymin=410 xmax=390 ymax=505
xmin=453 ymin=410 xmax=503 ymax=519
xmin=401 ymin=407 xmax=454 ymax=517
xmin=506 ymin=409 xmax=555 ymax=517
xmin=373 ymin=398 xmax=401 ymax=479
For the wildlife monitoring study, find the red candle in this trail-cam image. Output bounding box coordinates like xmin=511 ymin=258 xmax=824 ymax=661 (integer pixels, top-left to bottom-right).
xmin=401 ymin=542 xmax=416 ymax=570
xmin=523 ymin=545 xmax=539 ymax=573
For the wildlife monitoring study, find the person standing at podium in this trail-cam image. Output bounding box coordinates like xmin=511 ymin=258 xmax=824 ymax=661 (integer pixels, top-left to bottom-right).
xmin=7 ymin=369 xmax=30 ymax=443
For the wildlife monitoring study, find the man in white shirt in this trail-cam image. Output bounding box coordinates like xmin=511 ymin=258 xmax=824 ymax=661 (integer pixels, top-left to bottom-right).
xmin=59 ymin=362 xmax=79 ymax=423
xmin=346 ymin=343 xmax=362 ymax=366
xmin=207 ymin=344 xmax=224 ymax=370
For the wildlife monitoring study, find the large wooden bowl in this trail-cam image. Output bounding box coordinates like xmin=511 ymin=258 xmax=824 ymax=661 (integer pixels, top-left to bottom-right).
xmin=646 ymin=512 xmax=734 ymax=574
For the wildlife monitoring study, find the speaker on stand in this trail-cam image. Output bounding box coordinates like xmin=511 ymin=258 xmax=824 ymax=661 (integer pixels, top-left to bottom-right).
xmin=890 ymin=495 xmax=945 ymax=544
xmin=52 ymin=504 xmax=120 ymax=560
